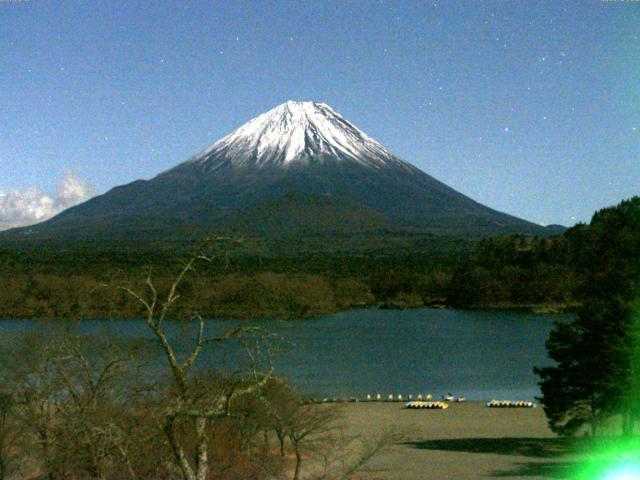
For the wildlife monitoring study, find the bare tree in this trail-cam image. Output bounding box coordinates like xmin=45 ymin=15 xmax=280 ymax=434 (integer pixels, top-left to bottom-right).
xmin=287 ymin=403 xmax=339 ymax=480
xmin=255 ymin=379 xmax=394 ymax=480
xmin=1 ymin=330 xmax=64 ymax=479
xmin=120 ymin=250 xmax=275 ymax=480
xmin=0 ymin=328 xmax=145 ymax=480
xmin=48 ymin=334 xmax=141 ymax=479
xmin=0 ymin=393 xmax=20 ymax=479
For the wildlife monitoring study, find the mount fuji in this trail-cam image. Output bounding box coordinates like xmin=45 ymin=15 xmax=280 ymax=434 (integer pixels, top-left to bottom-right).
xmin=4 ymin=101 xmax=559 ymax=242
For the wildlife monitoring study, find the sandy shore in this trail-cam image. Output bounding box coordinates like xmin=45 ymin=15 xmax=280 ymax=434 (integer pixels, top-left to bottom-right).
xmin=337 ymin=401 xmax=574 ymax=480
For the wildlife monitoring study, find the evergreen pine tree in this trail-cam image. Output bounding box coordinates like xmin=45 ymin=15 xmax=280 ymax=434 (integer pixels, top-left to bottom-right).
xmin=535 ymin=197 xmax=640 ymax=435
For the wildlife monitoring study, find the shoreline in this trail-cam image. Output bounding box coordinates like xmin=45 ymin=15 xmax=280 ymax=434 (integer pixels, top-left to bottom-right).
xmin=382 ymin=302 xmax=579 ymax=314
xmin=0 ymin=302 xmax=578 ymax=322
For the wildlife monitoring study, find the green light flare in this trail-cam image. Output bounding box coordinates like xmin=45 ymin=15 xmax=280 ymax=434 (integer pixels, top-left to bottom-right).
xmin=601 ymin=463 xmax=640 ymax=480
xmin=572 ymin=299 xmax=640 ymax=479
xmin=572 ymin=438 xmax=640 ymax=480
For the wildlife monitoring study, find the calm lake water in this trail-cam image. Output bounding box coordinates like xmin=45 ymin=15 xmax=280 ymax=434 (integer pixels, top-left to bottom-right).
xmin=0 ymin=308 xmax=568 ymax=401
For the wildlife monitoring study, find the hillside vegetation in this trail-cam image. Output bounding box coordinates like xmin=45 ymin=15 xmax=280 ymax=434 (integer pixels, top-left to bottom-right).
xmin=0 ymin=213 xmax=604 ymax=320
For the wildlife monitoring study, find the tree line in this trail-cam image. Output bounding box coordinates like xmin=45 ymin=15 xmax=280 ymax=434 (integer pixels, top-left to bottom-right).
xmin=0 ymin=227 xmax=594 ymax=320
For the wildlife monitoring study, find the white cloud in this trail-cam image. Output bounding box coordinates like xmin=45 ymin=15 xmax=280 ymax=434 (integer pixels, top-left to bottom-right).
xmin=0 ymin=171 xmax=96 ymax=231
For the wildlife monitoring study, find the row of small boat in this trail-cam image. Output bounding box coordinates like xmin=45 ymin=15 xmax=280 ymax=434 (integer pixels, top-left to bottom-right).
xmin=405 ymin=401 xmax=449 ymax=409
xmin=305 ymin=397 xmax=535 ymax=407
xmin=405 ymin=400 xmax=536 ymax=410
xmin=486 ymin=400 xmax=536 ymax=408
xmin=365 ymin=394 xmax=466 ymax=402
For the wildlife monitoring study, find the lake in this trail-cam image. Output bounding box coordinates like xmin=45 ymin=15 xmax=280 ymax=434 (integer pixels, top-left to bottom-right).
xmin=0 ymin=308 xmax=567 ymax=401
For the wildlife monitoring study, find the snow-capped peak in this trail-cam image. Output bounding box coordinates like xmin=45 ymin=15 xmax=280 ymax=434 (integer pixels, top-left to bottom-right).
xmin=191 ymin=101 xmax=401 ymax=169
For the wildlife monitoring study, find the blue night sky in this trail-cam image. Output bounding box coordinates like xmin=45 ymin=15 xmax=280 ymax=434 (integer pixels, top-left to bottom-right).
xmin=1 ymin=0 xmax=638 ymax=227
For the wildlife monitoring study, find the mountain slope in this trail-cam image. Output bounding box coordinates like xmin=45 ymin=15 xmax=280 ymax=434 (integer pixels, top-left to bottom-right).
xmin=2 ymin=101 xmax=557 ymax=241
